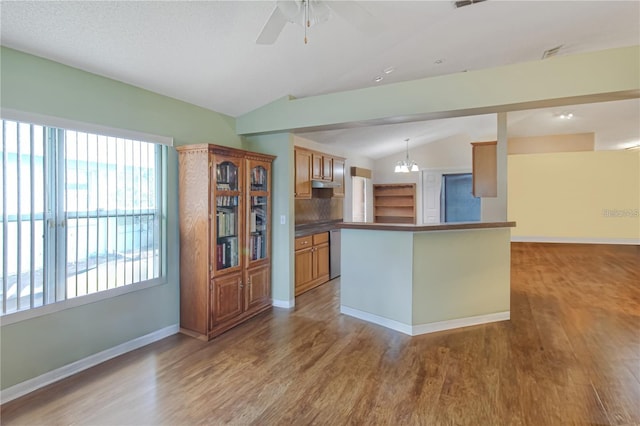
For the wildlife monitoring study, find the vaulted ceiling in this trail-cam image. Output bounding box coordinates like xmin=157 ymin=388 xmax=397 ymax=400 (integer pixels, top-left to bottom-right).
xmin=2 ymin=1 xmax=639 ymax=156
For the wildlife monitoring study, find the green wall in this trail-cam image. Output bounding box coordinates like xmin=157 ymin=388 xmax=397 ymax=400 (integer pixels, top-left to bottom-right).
xmin=0 ymin=47 xmax=240 ymax=390
xmin=244 ymin=133 xmax=295 ymax=305
xmin=237 ymin=46 xmax=640 ymax=135
xmin=1 ymin=47 xmax=241 ymax=148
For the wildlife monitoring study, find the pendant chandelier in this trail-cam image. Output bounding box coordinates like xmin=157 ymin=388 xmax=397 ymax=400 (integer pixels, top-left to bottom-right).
xmin=394 ymin=138 xmax=419 ymax=173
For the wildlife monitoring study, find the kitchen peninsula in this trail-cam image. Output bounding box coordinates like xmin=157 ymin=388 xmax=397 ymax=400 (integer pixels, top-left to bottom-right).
xmin=338 ymin=221 xmax=516 ymax=336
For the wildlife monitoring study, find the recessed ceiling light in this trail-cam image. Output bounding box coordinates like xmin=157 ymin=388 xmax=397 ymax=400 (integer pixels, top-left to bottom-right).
xmin=374 ymin=76 xmax=384 ymax=83
xmin=383 ymin=67 xmax=395 ymax=75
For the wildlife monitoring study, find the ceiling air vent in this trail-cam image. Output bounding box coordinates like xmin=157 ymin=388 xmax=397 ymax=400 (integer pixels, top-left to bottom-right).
xmin=454 ymin=0 xmax=487 ymax=8
xmin=542 ymin=45 xmax=563 ymax=59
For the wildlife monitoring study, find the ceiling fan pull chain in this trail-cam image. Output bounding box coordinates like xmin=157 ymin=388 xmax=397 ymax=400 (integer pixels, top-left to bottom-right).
xmin=304 ymin=0 xmax=309 ymax=44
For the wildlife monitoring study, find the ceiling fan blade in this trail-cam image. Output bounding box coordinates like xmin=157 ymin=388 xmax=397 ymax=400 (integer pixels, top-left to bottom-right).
xmin=256 ymin=5 xmax=289 ymax=45
xmin=327 ymin=1 xmax=382 ymax=35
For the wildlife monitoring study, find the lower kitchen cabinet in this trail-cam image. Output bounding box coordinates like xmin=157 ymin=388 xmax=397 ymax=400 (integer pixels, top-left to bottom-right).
xmin=295 ymin=232 xmax=330 ymax=296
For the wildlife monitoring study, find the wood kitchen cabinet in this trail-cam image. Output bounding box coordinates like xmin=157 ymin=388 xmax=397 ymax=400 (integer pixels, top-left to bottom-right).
xmin=177 ymin=144 xmax=275 ymax=340
xmin=295 ymin=146 xmax=344 ymax=198
xmin=294 ymin=232 xmax=330 ymax=296
xmin=471 ymin=141 xmax=497 ymax=197
xmin=312 ymin=153 xmax=333 ymax=181
xmin=295 ymin=148 xmax=312 ymax=199
xmin=332 ymin=158 xmax=345 ymax=198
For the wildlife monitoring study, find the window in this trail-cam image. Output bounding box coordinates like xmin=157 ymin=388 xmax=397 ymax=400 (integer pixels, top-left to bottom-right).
xmin=1 ymin=117 xmax=167 ymax=317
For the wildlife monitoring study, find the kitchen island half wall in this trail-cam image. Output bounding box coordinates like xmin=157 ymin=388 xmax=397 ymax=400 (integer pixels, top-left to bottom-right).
xmin=338 ymin=221 xmax=516 ymax=336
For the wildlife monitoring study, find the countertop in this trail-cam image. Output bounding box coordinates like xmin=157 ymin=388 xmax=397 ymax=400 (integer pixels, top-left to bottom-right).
xmin=295 ymin=219 xmax=343 ymax=238
xmin=337 ymin=221 xmax=516 ymax=232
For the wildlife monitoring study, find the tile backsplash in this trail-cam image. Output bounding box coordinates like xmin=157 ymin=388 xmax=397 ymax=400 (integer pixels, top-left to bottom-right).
xmin=295 ymin=197 xmax=343 ymax=225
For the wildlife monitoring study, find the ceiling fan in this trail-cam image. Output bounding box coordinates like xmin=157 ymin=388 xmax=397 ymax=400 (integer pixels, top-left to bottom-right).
xmin=256 ymin=0 xmax=379 ymax=45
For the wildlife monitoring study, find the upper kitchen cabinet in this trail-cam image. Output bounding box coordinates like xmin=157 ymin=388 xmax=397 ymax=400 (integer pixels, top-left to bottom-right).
xmin=295 ymin=146 xmax=345 ymax=198
xmin=312 ymin=153 xmax=333 ymax=181
xmin=295 ymin=148 xmax=312 ymax=199
xmin=332 ymin=158 xmax=345 ymax=198
xmin=471 ymin=141 xmax=497 ymax=198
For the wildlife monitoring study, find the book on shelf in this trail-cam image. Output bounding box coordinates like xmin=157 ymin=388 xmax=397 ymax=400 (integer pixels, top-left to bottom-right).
xmin=250 ymin=166 xmax=266 ymax=191
xmin=217 ymin=196 xmax=238 ymax=207
xmin=217 ymin=162 xmax=238 ymax=190
xmin=216 ymin=210 xmax=236 ymax=238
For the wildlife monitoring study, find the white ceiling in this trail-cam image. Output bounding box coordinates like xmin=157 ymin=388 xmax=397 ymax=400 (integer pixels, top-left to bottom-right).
xmin=2 ymin=1 xmax=639 ymax=157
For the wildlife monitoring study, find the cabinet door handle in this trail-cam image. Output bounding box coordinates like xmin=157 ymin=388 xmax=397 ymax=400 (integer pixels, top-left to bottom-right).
xmin=239 ymin=279 xmax=243 ymax=289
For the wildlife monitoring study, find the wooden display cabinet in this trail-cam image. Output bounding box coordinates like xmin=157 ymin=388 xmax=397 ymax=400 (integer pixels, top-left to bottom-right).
xmin=177 ymin=144 xmax=275 ymax=340
xmin=373 ymin=183 xmax=416 ymax=224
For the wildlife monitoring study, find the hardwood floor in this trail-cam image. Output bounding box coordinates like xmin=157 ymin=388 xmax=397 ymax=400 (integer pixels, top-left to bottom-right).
xmin=2 ymin=243 xmax=639 ymax=425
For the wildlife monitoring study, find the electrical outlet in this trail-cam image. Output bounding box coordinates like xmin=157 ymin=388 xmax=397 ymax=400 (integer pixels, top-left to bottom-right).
xmin=280 ymin=215 xmax=286 ymax=225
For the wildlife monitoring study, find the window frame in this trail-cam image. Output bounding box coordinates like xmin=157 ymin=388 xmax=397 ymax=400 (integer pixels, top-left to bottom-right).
xmin=0 ymin=109 xmax=172 ymax=326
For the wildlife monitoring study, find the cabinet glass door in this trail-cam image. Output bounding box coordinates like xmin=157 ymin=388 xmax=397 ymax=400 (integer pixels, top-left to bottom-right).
xmin=216 ymin=160 xmax=239 ymax=191
xmin=216 ymin=160 xmax=240 ymax=270
xmin=249 ymin=195 xmax=267 ymax=261
xmin=249 ymin=165 xmax=268 ymax=262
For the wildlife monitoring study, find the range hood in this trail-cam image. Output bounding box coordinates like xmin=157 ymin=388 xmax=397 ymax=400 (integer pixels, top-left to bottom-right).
xmin=311 ymin=179 xmax=341 ymax=189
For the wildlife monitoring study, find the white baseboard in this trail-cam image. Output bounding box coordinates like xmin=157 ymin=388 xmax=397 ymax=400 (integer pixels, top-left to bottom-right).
xmin=411 ymin=311 xmax=510 ymax=335
xmin=272 ymin=299 xmax=295 ymax=309
xmin=511 ymin=236 xmax=639 ymax=245
xmin=0 ymin=324 xmax=179 ymax=404
xmin=340 ymin=306 xmax=413 ymax=335
xmin=340 ymin=306 xmax=510 ymax=336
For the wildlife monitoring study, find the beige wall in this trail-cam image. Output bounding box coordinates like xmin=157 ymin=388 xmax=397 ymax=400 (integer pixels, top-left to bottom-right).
xmin=508 ymin=150 xmax=640 ymax=243
xmin=508 ymin=133 xmax=594 ymax=154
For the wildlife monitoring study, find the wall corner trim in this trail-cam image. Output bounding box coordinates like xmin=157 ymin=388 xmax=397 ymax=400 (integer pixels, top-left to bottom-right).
xmin=0 ymin=324 xmax=179 ymax=404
